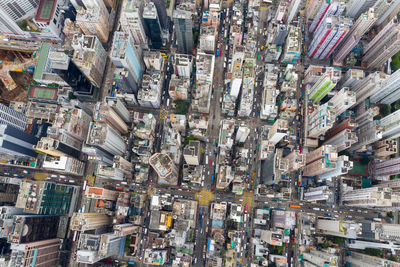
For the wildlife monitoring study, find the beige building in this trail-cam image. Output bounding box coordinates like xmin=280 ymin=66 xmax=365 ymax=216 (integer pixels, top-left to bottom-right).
xmin=183 ymin=140 xmax=201 ymax=165
xmin=76 ymin=6 xmax=110 ymax=43
xmin=70 ymin=213 xmax=112 ymax=231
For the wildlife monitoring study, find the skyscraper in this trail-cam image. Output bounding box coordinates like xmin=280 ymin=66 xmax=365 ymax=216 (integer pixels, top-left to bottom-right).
xmin=0 ymin=0 xmax=38 ymax=35
xmin=111 ymin=32 xmax=145 ymax=89
xmin=0 ymin=124 xmax=38 ymax=159
xmin=8 ymin=215 xmax=60 ymax=244
xmin=0 ymin=103 xmax=27 ymax=131
xmin=287 ymin=0 xmax=302 ymax=23
xmin=143 ymin=2 xmax=163 ymax=49
xmin=309 ymin=1 xmax=345 ymax=33
xmin=34 ymin=43 xmax=97 ymax=100
xmin=8 ymin=238 xmax=61 ymax=267
xmin=173 ymin=9 xmax=194 ymax=54
xmin=71 ymin=34 xmax=107 ymax=88
xmin=370 ymin=68 xmax=400 ymax=105
xmin=16 ymin=181 xmax=80 ymax=216
xmin=70 ymin=213 xmax=112 ymax=231
xmin=352 ymin=71 xmax=388 ymax=106
xmin=362 ymin=16 xmax=400 ymax=69
xmin=120 ymin=0 xmax=148 ymax=47
xmin=345 ymin=0 xmax=376 ymax=18
xmin=380 ymin=109 xmax=400 ymax=139
xmin=87 ymin=121 xmax=127 ymax=156
xmin=372 ymin=157 xmax=400 ymax=178
xmin=308 ymin=16 xmax=352 ymax=59
xmin=334 ymin=8 xmax=377 ymax=63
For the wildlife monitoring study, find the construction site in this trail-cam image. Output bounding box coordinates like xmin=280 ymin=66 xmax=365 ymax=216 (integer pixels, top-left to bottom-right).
xmin=0 ymin=49 xmax=37 ymax=104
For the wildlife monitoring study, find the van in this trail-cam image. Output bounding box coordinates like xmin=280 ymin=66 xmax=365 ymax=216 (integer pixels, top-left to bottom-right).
xmin=313 ymin=207 xmax=320 ymax=211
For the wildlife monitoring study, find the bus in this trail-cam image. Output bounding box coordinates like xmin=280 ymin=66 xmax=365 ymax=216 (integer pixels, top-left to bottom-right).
xmin=257 ymin=54 xmax=261 ymax=60
xmin=289 ymin=204 xmax=301 ymax=209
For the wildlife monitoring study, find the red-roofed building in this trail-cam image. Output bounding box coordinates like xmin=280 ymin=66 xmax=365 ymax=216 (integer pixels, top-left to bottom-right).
xmin=32 ymin=0 xmax=64 ymax=40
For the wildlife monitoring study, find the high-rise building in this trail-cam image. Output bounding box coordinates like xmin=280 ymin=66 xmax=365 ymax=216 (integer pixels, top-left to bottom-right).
xmin=9 ymin=215 xmax=60 ymax=243
xmin=267 ymin=119 xmax=288 ymax=145
xmin=362 ymin=16 xmax=400 ymax=69
xmin=302 ymin=249 xmax=339 ymax=267
xmin=76 ymin=4 xmax=110 ymax=43
xmin=373 ymin=139 xmax=398 ymax=157
xmin=308 ymin=16 xmax=352 ymax=60
xmin=287 ymin=0 xmax=302 ymax=23
xmin=341 ymin=68 xmax=365 ymax=88
xmin=143 ymin=2 xmax=163 ymax=49
xmin=308 ymin=87 xmax=355 ymax=138
xmin=183 ymin=140 xmax=201 ymax=165
xmin=34 ymin=43 xmax=97 ymax=99
xmin=374 ymin=0 xmax=400 ymax=26
xmin=352 ymin=71 xmax=388 ymax=106
xmin=16 ymin=181 xmax=80 ymax=216
xmin=235 ymin=126 xmax=250 ymax=143
xmin=120 ymin=0 xmax=148 ymax=47
xmin=324 ymin=127 xmax=357 ymax=152
xmin=8 ymin=238 xmax=61 ymax=267
xmin=87 ymin=121 xmax=127 ymax=156
xmin=303 ymin=186 xmax=333 ymax=202
xmin=110 ymin=32 xmax=145 ymax=89
xmin=0 ymin=103 xmax=27 ymax=131
xmin=371 ymin=68 xmax=400 ymax=105
xmin=372 ymin=157 xmax=400 ymax=178
xmin=283 ymin=150 xmax=306 ymax=172
xmin=324 ymin=117 xmax=357 ymax=141
xmin=0 ymin=206 xmax=24 ymax=239
xmin=173 ymin=9 xmax=194 ymax=54
xmin=350 ymin=120 xmax=383 ymax=152
xmin=274 ymin=2 xmax=287 ymax=22
xmin=174 ymin=54 xmax=193 ymax=78
xmin=303 ymin=145 xmax=338 ymax=177
xmin=380 ymin=109 xmax=400 ymax=139
xmin=355 ymin=101 xmax=379 ymax=128
xmin=199 ymin=26 xmax=217 ymax=53
xmin=0 ymin=124 xmax=38 ymax=159
xmin=345 ymin=0 xmax=376 ymax=18
xmin=307 ymin=69 xmax=341 ymax=103
xmin=334 ymin=8 xmax=377 ymax=63
xmin=309 ymin=1 xmax=345 ymax=33
xmin=70 ymin=213 xmax=112 ymax=231
xmin=149 ymin=153 xmax=179 ymax=185
xmin=281 ymin=25 xmax=301 ymax=64
xmin=84 ymin=187 xmax=119 ymax=201
xmin=346 ymin=251 xmax=400 ymax=267
xmin=318 ymin=155 xmax=353 ymax=180
xmin=0 ymin=0 xmax=38 ymax=35
xmin=71 ymin=34 xmax=107 ymax=88
xmin=151 ymin=0 xmax=168 ymax=30
xmin=97 ymin=103 xmax=129 ymax=135
xmin=107 ymin=99 xmax=131 ymax=123
xmin=342 ymin=187 xmax=394 ymax=207
xmin=316 ymin=219 xmax=361 ymax=238
xmin=307 ymin=0 xmax=324 ymax=21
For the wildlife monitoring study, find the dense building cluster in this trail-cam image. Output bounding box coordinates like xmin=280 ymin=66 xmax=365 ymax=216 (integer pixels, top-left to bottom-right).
xmin=2 ymin=0 xmax=400 ymax=266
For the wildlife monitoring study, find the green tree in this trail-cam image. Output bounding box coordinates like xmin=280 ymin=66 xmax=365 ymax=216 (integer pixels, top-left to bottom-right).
xmin=389 ymin=255 xmax=399 ymax=262
xmin=321 ymin=240 xmax=330 ymax=248
xmin=387 ymin=211 xmax=394 ymax=218
xmin=333 ymin=236 xmax=346 ymax=245
xmin=184 ymin=135 xmax=198 ymax=145
xmin=379 ymin=104 xmax=391 ymax=117
xmin=173 ymin=100 xmax=189 ymax=114
xmin=363 ymin=248 xmax=384 ymax=258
